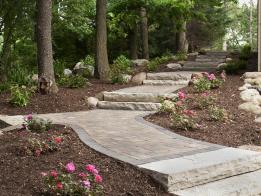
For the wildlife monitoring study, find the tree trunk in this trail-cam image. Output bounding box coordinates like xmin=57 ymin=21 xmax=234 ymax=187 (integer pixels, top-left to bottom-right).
xmin=258 ymin=0 xmax=261 ymax=71
xmin=129 ymin=24 xmax=138 ymax=60
xmin=36 ymin=0 xmax=58 ymax=94
xmin=249 ymin=0 xmax=254 ymax=48
xmin=95 ymin=0 xmax=110 ymax=81
xmin=140 ymin=7 xmax=149 ymax=60
xmin=178 ymin=21 xmax=188 ymax=54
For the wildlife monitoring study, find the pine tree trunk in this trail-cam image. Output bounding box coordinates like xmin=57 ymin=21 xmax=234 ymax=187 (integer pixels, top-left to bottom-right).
xmin=129 ymin=24 xmax=138 ymax=60
xmin=140 ymin=7 xmax=149 ymax=60
xmin=36 ymin=0 xmax=58 ymax=94
xmin=95 ymin=0 xmax=110 ymax=81
xmin=178 ymin=21 xmax=188 ymax=54
xmin=258 ymin=0 xmax=261 ymax=71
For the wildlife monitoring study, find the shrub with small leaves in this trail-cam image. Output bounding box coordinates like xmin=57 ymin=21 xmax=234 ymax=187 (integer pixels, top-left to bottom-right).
xmin=23 ymin=114 xmax=52 ymax=133
xmin=9 ymin=85 xmax=31 ymax=107
xmin=81 ymin=55 xmax=95 ymax=66
xmin=209 ymin=106 xmax=228 ymax=121
xmin=193 ymin=93 xmax=215 ymax=110
xmin=171 ymin=111 xmax=198 ymax=131
xmin=42 ymin=162 xmax=103 ymax=195
xmin=58 ymin=75 xmax=88 ymax=88
xmin=147 ymin=55 xmax=174 ymax=71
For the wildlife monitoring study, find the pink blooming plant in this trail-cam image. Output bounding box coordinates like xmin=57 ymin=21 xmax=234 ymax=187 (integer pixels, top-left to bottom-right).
xmin=95 ymin=175 xmax=103 ymax=183
xmin=178 ymin=91 xmax=186 ymax=100
xmin=66 ymin=162 xmax=76 ymax=173
xmin=207 ymin=74 xmax=216 ymax=81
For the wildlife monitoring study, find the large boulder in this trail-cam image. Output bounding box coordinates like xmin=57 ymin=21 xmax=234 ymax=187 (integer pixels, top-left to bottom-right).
xmin=64 ymin=69 xmax=72 ymax=76
xmin=217 ymin=63 xmax=227 ymax=70
xmin=73 ymin=62 xmax=94 ymax=77
xmin=166 ymin=63 xmax=182 ymax=70
xmin=225 ymin=58 xmax=233 ymax=63
xmin=131 ymin=72 xmax=147 ymax=85
xmin=31 ymin=74 xmax=38 ymax=82
xmin=121 ymin=74 xmax=132 ymax=83
xmin=238 ymin=102 xmax=261 ymax=115
xmin=238 ymin=83 xmax=252 ymax=91
xmin=243 ymin=72 xmax=261 ymax=79
xmin=132 ymin=59 xmax=149 ymax=67
xmin=244 ymin=78 xmax=261 ymax=86
xmin=86 ymin=97 xmax=99 ymax=108
xmin=240 ymin=89 xmax=260 ymax=103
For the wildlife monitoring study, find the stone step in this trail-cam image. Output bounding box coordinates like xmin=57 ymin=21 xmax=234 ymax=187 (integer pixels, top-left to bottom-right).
xmin=174 ymin=169 xmax=261 ymax=196
xmin=182 ymin=67 xmax=217 ymax=72
xmin=196 ymin=58 xmax=225 ymax=63
xmin=103 ymin=92 xmax=177 ymax=103
xmin=183 ymin=61 xmax=220 ymax=67
xmin=146 ymin=72 xmax=196 ymax=81
xmin=139 ymin=148 xmax=261 ymax=192
xmin=143 ymin=80 xmax=189 ymax=86
xmin=97 ymin=101 xmax=161 ymax=111
xmin=206 ymin=51 xmax=229 ymax=56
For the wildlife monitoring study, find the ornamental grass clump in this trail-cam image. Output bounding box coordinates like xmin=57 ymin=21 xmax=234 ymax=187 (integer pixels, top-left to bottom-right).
xmin=42 ymin=162 xmax=103 ymax=195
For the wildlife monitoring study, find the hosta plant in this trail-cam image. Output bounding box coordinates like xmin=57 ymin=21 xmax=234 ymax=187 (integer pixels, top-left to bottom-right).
xmin=23 ymin=114 xmax=52 ymax=133
xmin=42 ymin=162 xmax=103 ymax=195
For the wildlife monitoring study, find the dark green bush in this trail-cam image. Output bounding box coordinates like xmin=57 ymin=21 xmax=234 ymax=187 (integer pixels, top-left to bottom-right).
xmin=147 ymin=55 xmax=174 ymax=71
xmin=58 ymin=75 xmax=88 ymax=88
xmin=225 ymin=60 xmax=247 ymax=74
xmin=239 ymin=44 xmax=251 ymax=60
xmin=7 ymin=65 xmax=35 ymax=87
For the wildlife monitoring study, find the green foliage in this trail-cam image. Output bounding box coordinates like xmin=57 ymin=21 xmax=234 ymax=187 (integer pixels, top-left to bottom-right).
xmin=7 ymin=65 xmax=35 ymax=87
xmin=81 ymin=55 xmax=95 ymax=66
xmin=110 ymin=55 xmax=132 ymax=84
xmin=225 ymin=60 xmax=247 ymax=74
xmin=209 ymin=106 xmax=228 ymax=121
xmin=54 ymin=60 xmax=67 ymax=78
xmin=147 ymin=55 xmax=174 ymax=71
xmin=193 ymin=93 xmax=215 ymax=109
xmin=171 ymin=112 xmax=197 ymax=131
xmin=239 ymin=44 xmax=252 ymax=60
xmin=194 ymin=78 xmax=212 ymax=92
xmin=0 ymin=83 xmax=11 ymax=93
xmin=58 ymin=75 xmax=88 ymax=88
xmin=173 ymin=52 xmax=187 ymax=61
xmin=24 ymin=115 xmax=52 ymax=133
xmin=9 ymin=85 xmax=31 ymax=107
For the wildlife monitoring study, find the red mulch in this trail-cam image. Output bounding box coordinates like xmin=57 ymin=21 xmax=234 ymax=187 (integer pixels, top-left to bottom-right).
xmin=0 ymin=125 xmax=170 ymax=196
xmin=0 ymin=79 xmax=134 ymax=115
xmin=146 ymin=75 xmax=261 ymax=147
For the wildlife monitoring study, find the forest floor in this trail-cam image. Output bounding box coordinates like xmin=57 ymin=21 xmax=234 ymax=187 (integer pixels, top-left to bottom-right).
xmin=0 ymin=79 xmax=134 ymax=115
xmin=145 ymin=75 xmax=261 ymax=147
xmin=0 ymin=125 xmax=169 ymax=195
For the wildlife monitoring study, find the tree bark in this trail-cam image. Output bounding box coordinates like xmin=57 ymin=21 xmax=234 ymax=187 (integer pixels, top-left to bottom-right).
xmin=258 ymin=0 xmax=261 ymax=71
xmin=249 ymin=0 xmax=254 ymax=48
xmin=140 ymin=7 xmax=149 ymax=60
xmin=178 ymin=21 xmax=188 ymax=54
xmin=36 ymin=0 xmax=58 ymax=94
xmin=129 ymin=24 xmax=138 ymax=60
xmin=95 ymin=0 xmax=110 ymax=81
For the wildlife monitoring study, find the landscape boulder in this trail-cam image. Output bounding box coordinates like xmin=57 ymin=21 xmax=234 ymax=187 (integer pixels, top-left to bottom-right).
xmin=243 ymin=72 xmax=261 ymax=79
xmin=217 ymin=63 xmax=227 ymax=70
xmin=132 ymin=59 xmax=149 ymax=67
xmin=238 ymin=102 xmax=261 ymax=115
xmin=225 ymin=58 xmax=233 ymax=62
xmin=166 ymin=63 xmax=182 ymax=70
xmin=86 ymin=97 xmax=99 ymax=108
xmin=31 ymin=74 xmax=38 ymax=82
xmin=121 ymin=74 xmax=132 ymax=83
xmin=244 ymin=78 xmax=261 ymax=86
xmin=131 ymin=72 xmax=147 ymax=85
xmin=73 ymin=62 xmax=94 ymax=77
xmin=240 ymin=89 xmax=260 ymax=103
xmin=238 ymin=83 xmax=252 ymax=91
xmin=64 ymin=69 xmax=72 ymax=76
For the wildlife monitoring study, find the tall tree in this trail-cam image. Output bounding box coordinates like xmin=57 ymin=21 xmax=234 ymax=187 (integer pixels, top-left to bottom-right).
xmin=177 ymin=20 xmax=188 ymax=53
xmin=36 ymin=0 xmax=58 ymax=94
xmin=95 ymin=0 xmax=110 ymax=81
xmin=140 ymin=7 xmax=149 ymax=59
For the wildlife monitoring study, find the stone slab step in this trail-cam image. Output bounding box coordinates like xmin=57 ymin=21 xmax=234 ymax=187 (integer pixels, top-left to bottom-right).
xmin=139 ymin=148 xmax=261 ymax=192
xmin=97 ymin=101 xmax=161 ymax=111
xmin=143 ymin=80 xmax=189 ymax=86
xmin=174 ymin=169 xmax=261 ymax=196
xmin=206 ymin=51 xmax=229 ymax=56
xmin=183 ymin=61 xmax=220 ymax=67
xmin=196 ymin=58 xmax=225 ymax=63
xmin=146 ymin=72 xmax=196 ymax=81
xmin=182 ymin=67 xmax=217 ymax=72
xmin=103 ymin=92 xmax=177 ymax=103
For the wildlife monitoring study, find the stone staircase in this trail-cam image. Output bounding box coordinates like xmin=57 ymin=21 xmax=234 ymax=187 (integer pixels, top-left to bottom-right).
xmin=182 ymin=51 xmax=228 ymax=72
xmin=97 ymin=72 xmax=194 ymax=111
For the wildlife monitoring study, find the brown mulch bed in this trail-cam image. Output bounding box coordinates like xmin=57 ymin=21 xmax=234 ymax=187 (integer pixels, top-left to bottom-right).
xmin=146 ymin=75 xmax=261 ymax=147
xmin=0 ymin=79 xmax=134 ymax=115
xmin=0 ymin=125 xmax=170 ymax=196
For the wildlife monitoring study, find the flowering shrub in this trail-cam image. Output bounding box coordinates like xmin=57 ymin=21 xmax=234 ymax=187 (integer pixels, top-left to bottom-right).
xmin=25 ymin=135 xmax=64 ymax=156
xmin=23 ymin=114 xmax=52 ymax=133
xmin=171 ymin=110 xmax=198 ymax=131
xmin=42 ymin=162 xmax=103 ymax=195
xmin=209 ymin=106 xmax=228 ymax=122
xmin=194 ymin=73 xmax=223 ymax=92
xmin=193 ymin=93 xmax=215 ymax=110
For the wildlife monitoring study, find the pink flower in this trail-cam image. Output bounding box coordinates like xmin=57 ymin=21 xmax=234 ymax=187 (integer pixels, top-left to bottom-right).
xmin=78 ymin=172 xmax=87 ymax=179
xmin=207 ymin=74 xmax=216 ymax=81
xmin=176 ymin=101 xmax=183 ymax=106
xmin=26 ymin=114 xmax=33 ymax=121
xmin=50 ymin=170 xmax=58 ymax=178
xmin=66 ymin=162 xmax=75 ymax=173
xmin=56 ymin=182 xmax=63 ymax=190
xmin=202 ymin=92 xmax=209 ymax=97
xmin=54 ymin=137 xmax=62 ymax=144
xmin=94 ymin=175 xmax=102 ymax=183
xmin=178 ymin=91 xmax=186 ymax=100
xmin=35 ymin=149 xmax=41 ymax=157
xmin=183 ymin=110 xmax=195 ymax=116
xmin=82 ymin=180 xmax=91 ymax=188
xmin=85 ymin=164 xmax=96 ymax=173
xmin=41 ymin=172 xmax=47 ymax=176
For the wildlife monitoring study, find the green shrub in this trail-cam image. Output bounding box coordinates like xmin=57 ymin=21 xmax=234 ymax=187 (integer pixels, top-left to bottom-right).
xmin=9 ymin=85 xmax=31 ymax=107
xmin=147 ymin=55 xmax=174 ymax=71
xmin=54 ymin=60 xmax=67 ymax=78
xmin=173 ymin=52 xmax=187 ymax=61
xmin=110 ymin=55 xmax=132 ymax=84
xmin=81 ymin=55 xmax=95 ymax=66
xmin=0 ymin=83 xmax=10 ymax=93
xmin=194 ymin=78 xmax=212 ymax=92
xmin=239 ymin=44 xmax=251 ymax=60
xmin=209 ymin=106 xmax=228 ymax=121
xmin=58 ymin=75 xmax=88 ymax=88
xmin=7 ymin=65 xmax=34 ymax=87
xmin=225 ymin=60 xmax=247 ymax=74
xmin=24 ymin=115 xmax=52 ymax=133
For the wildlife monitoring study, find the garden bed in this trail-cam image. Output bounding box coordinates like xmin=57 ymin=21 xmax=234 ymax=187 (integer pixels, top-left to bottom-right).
xmin=0 ymin=79 xmax=134 ymax=115
xmin=146 ymin=75 xmax=260 ymax=147
xmin=0 ymin=124 xmax=169 ymax=195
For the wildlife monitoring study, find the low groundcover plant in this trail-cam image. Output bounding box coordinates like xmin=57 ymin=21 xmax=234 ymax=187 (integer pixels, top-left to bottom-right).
xmin=42 ymin=162 xmax=103 ymax=195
